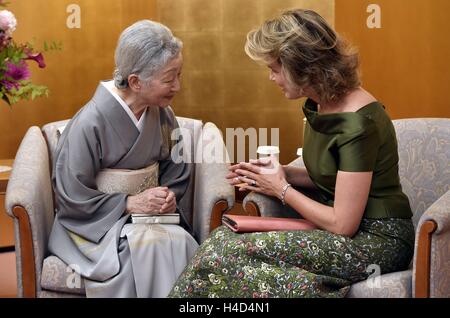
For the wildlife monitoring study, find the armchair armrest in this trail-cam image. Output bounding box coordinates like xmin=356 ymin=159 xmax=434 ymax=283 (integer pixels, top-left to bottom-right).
xmin=193 ymin=122 xmax=235 ymax=243
xmin=287 ymin=156 xmax=306 ymax=168
xmin=413 ymin=189 xmax=450 ymax=298
xmin=5 ymin=126 xmax=55 ymax=297
xmin=243 ymin=192 xmax=289 ymax=217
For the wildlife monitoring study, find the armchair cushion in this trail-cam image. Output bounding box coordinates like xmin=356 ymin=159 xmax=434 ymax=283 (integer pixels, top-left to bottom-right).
xmin=347 ymin=270 xmax=412 ymax=298
xmin=40 ymin=256 xmax=86 ymax=295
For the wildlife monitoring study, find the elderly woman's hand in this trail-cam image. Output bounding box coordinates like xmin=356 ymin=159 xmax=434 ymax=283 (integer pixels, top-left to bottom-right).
xmin=226 ymin=157 xmax=288 ymax=199
xmin=160 ymin=190 xmax=177 ymax=214
xmin=126 ymin=187 xmax=172 ymax=214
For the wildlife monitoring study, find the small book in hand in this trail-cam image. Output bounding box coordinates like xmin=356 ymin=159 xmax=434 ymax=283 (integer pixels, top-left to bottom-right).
xmin=222 ymin=214 xmax=317 ymax=233
xmin=131 ymin=213 xmax=180 ymax=224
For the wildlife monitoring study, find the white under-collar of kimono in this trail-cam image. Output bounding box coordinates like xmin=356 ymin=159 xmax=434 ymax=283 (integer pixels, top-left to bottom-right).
xmin=101 ymin=80 xmax=147 ymax=133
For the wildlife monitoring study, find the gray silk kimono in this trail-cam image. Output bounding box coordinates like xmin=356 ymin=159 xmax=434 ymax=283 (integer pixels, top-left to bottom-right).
xmin=48 ymin=83 xmax=198 ymax=297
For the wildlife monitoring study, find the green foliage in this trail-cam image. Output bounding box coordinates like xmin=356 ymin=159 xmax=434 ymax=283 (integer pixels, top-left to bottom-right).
xmin=43 ymin=40 xmax=63 ymax=52
xmin=0 ymin=7 xmax=59 ymax=106
xmin=0 ymin=2 xmax=62 ymax=106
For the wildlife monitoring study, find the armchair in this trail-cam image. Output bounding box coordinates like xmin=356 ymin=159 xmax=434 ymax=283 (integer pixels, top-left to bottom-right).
xmin=5 ymin=116 xmax=234 ymax=297
xmin=243 ymin=118 xmax=450 ymax=298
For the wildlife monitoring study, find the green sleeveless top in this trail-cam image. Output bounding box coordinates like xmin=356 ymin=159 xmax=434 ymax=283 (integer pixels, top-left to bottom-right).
xmin=302 ymin=98 xmax=412 ymax=219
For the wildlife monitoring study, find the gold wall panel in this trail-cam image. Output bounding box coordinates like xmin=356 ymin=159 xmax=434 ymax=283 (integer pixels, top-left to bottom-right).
xmin=158 ymin=0 xmax=335 ymax=164
xmin=336 ymin=0 xmax=450 ymax=119
xmin=5 ymin=1 xmax=445 ymax=165
xmin=0 ymin=0 xmax=335 ymax=164
xmin=0 ymin=0 xmax=157 ymax=158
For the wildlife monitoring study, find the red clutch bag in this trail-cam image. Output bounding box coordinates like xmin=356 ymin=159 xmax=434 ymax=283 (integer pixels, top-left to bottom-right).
xmin=221 ymin=214 xmax=317 ymax=233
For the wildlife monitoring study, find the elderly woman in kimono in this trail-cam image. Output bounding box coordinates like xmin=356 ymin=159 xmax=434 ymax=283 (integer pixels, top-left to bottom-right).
xmin=48 ymin=20 xmax=198 ymax=298
xmin=169 ymin=9 xmax=414 ymax=298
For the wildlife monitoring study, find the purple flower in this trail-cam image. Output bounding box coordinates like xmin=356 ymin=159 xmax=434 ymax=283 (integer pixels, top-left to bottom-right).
xmin=0 ymin=30 xmax=10 ymax=49
xmin=0 ymin=79 xmax=19 ymax=91
xmin=25 ymin=52 xmax=46 ymax=68
xmin=4 ymin=60 xmax=30 ymax=81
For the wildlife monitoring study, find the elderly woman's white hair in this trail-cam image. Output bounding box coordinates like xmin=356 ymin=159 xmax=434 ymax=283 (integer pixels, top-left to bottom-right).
xmin=113 ymin=20 xmax=182 ymax=89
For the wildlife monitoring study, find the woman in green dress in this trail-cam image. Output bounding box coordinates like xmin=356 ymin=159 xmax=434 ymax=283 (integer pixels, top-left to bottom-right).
xmin=169 ymin=9 xmax=414 ymax=298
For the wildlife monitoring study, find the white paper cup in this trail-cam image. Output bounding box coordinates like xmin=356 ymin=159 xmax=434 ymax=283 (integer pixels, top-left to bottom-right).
xmin=257 ymin=146 xmax=279 ymax=173
xmin=257 ymin=146 xmax=280 ymax=158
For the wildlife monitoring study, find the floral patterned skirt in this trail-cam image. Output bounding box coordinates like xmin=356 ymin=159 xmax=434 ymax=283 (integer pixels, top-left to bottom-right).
xmin=168 ymin=218 xmax=414 ymax=298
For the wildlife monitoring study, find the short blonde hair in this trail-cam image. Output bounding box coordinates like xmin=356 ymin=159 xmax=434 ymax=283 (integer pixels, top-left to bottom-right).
xmin=245 ymin=9 xmax=360 ymax=103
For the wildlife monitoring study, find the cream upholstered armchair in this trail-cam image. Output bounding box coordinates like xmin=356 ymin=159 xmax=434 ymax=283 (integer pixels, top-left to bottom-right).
xmin=5 ymin=116 xmax=234 ymax=298
xmin=244 ymin=118 xmax=450 ymax=298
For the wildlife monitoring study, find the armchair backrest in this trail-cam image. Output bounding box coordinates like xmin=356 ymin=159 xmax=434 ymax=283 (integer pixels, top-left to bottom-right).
xmin=393 ymin=118 xmax=450 ymax=228
xmin=42 ymin=119 xmax=70 ymax=168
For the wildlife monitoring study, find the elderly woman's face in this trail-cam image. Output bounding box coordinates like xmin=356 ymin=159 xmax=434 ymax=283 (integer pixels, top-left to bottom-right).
xmin=268 ymin=61 xmax=303 ymax=100
xmin=141 ymin=52 xmax=183 ymax=107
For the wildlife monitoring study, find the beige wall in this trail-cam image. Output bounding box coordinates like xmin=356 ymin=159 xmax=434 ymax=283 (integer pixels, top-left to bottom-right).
xmin=0 ymin=0 xmax=157 ymax=158
xmin=157 ymin=0 xmax=334 ymax=164
xmin=335 ymin=0 xmax=450 ymax=119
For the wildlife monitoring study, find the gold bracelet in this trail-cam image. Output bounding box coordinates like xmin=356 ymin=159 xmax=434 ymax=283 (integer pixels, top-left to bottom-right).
xmin=281 ymin=183 xmax=292 ymax=206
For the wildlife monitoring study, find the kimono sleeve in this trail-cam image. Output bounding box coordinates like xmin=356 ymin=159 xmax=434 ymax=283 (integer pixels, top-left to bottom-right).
xmin=157 ymin=108 xmax=192 ymax=232
xmin=157 ymin=108 xmax=191 ymax=201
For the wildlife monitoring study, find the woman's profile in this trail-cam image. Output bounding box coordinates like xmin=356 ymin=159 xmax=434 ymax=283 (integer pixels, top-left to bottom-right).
xmin=169 ymin=9 xmax=414 ymax=298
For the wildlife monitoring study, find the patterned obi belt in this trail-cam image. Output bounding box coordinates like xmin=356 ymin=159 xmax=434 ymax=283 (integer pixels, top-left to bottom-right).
xmin=95 ymin=162 xmax=159 ymax=195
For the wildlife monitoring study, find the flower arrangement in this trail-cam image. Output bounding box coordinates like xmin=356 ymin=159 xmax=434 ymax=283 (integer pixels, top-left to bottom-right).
xmin=0 ymin=2 xmax=49 ymax=105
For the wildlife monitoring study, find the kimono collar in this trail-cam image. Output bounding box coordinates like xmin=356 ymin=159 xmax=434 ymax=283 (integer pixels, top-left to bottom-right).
xmin=92 ymin=82 xmax=140 ymax=138
xmin=302 ymin=98 xmax=382 ymax=135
